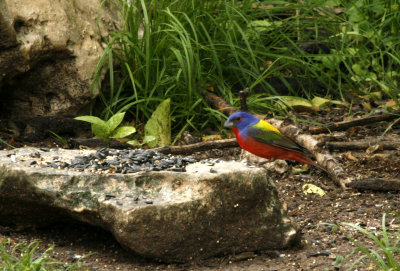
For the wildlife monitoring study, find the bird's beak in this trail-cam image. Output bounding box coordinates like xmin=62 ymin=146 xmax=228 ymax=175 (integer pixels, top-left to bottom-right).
xmin=224 ymin=119 xmax=234 ymax=128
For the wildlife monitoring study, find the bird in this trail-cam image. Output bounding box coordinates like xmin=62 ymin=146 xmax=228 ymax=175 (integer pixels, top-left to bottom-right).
xmin=224 ymin=111 xmax=325 ymax=171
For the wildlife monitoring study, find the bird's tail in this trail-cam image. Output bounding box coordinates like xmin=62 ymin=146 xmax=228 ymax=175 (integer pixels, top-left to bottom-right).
xmin=289 ymin=152 xmax=329 ymax=174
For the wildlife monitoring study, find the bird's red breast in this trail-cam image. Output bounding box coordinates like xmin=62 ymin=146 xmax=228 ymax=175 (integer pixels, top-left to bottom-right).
xmin=232 ymin=127 xmax=315 ymax=165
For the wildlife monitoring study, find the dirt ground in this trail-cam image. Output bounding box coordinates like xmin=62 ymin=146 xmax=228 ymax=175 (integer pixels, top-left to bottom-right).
xmin=1 ymin=106 xmax=400 ymax=270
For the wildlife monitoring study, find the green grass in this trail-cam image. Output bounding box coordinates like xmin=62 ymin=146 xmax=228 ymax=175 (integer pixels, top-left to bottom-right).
xmin=334 ymin=212 xmax=400 ymax=270
xmin=92 ymin=0 xmax=400 ymax=139
xmin=0 ymin=239 xmax=88 ymax=271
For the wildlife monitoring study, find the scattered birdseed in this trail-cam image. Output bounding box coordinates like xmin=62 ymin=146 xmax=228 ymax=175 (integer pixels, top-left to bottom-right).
xmin=41 ymin=148 xmax=198 ymax=174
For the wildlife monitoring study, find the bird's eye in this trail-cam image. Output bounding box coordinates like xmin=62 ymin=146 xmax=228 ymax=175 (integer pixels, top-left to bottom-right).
xmin=236 ymin=117 xmax=241 ymax=122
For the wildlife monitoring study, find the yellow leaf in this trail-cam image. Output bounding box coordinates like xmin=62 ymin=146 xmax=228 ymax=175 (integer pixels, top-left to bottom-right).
xmin=276 ymin=96 xmax=316 ymax=113
xmin=311 ymin=96 xmax=331 ymax=109
xmin=302 ymin=184 xmax=326 ymax=197
xmin=202 ymin=135 xmax=222 ymax=141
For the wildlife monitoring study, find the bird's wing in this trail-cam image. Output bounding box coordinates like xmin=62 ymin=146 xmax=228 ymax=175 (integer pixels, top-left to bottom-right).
xmin=247 ymin=121 xmax=307 ymax=153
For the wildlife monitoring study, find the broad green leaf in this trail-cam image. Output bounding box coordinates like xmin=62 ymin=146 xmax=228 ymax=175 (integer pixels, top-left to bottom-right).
xmin=302 ymin=184 xmax=326 ymax=197
xmin=352 ymin=63 xmax=367 ymax=76
xmin=106 ymin=112 xmax=125 ymax=133
xmin=311 ymin=96 xmax=331 ymax=109
xmin=75 ymin=116 xmax=106 ymax=128
xmin=145 ymin=98 xmax=171 ymax=148
xmin=247 ymin=20 xmax=282 ymax=32
xmin=111 ymin=126 xmax=136 ymax=138
xmin=277 ymin=96 xmax=316 ymax=113
xmin=143 ymin=135 xmax=156 ymax=144
xmin=127 ymin=140 xmax=141 ymax=146
xmin=92 ymin=123 xmax=109 ymax=141
xmin=319 ymin=54 xmax=342 ymax=70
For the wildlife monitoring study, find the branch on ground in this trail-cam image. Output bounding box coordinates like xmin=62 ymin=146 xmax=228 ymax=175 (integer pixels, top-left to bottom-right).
xmin=154 ymin=139 xmax=238 ymax=155
xmin=347 ymin=178 xmax=400 ymax=191
xmin=310 ymin=111 xmax=400 ymax=134
xmin=326 ymin=140 xmax=400 ymax=151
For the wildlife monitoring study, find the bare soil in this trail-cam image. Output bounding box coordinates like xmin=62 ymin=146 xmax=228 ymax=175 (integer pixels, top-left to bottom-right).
xmin=1 ymin=106 xmax=400 ymax=270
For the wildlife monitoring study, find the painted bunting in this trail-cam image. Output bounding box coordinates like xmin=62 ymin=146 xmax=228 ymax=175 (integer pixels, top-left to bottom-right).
xmin=224 ymin=111 xmax=323 ymax=170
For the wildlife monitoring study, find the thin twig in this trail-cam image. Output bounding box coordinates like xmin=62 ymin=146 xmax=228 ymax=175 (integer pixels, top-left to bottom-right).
xmin=154 ymin=139 xmax=238 ymax=155
xmin=239 ymin=88 xmax=250 ymax=112
xmin=326 ymin=140 xmax=400 ymax=151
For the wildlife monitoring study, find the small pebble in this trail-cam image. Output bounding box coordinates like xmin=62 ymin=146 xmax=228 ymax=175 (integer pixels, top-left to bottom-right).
xmin=145 ymin=200 xmax=153 ymax=204
xmin=71 ymin=255 xmax=83 ymax=262
xmin=210 ymin=168 xmax=218 ymax=173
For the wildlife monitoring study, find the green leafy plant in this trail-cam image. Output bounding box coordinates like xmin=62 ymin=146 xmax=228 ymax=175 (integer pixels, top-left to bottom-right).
xmin=0 ymin=239 xmax=88 ymax=270
xmin=127 ymin=135 xmax=156 ymax=147
xmin=92 ymin=0 xmax=400 ymax=137
xmin=144 ymin=98 xmax=171 ymax=148
xmin=75 ymin=112 xmax=136 ymax=145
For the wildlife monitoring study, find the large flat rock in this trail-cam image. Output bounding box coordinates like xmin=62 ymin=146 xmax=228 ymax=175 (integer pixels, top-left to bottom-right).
xmin=0 ymin=148 xmax=299 ymax=262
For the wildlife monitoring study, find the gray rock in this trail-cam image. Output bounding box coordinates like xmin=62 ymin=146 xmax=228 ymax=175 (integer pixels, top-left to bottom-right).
xmin=0 ymin=148 xmax=299 ymax=262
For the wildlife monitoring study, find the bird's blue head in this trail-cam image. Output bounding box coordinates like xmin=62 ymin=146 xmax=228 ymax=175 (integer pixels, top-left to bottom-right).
xmin=224 ymin=112 xmax=260 ymax=131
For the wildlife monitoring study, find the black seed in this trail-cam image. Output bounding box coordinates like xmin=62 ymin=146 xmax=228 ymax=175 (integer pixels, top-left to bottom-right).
xmin=93 ymin=152 xmax=106 ymax=159
xmin=29 ymin=152 xmax=41 ymax=158
xmin=119 ymin=150 xmax=129 ymax=155
xmin=98 ymin=147 xmax=109 ymax=155
xmin=105 ymin=194 xmax=116 ymax=200
xmin=106 ymin=159 xmax=119 ymax=166
xmin=109 ymin=150 xmax=119 ymax=156
xmin=30 ymin=161 xmax=37 ymax=166
xmin=210 ymin=168 xmax=217 ymax=173
xmin=176 ymin=158 xmax=183 ymax=167
xmin=129 ymin=165 xmax=141 ymax=171
xmin=71 ymin=156 xmax=88 ymax=166
xmin=49 ymin=162 xmax=59 ymax=169
xmin=145 ymin=200 xmax=153 ymax=204
xmin=146 ymin=150 xmax=155 ymax=157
